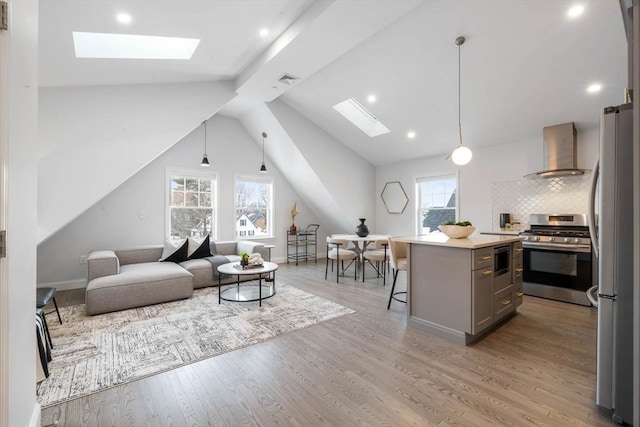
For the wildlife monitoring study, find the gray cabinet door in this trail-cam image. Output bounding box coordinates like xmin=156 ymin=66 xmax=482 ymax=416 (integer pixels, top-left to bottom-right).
xmin=472 ymin=268 xmax=493 ymax=334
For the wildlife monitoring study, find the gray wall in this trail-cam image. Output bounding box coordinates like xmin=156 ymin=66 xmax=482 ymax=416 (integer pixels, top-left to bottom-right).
xmin=37 ymin=115 xmax=323 ymax=287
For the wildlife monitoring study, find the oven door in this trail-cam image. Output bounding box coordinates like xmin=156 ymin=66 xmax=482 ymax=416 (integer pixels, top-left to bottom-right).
xmin=522 ymin=243 xmax=592 ymax=292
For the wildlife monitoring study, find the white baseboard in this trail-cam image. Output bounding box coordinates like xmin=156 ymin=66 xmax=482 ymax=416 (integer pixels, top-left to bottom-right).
xmin=30 ymin=403 xmax=41 ymax=427
xmin=37 ymin=279 xmax=86 ymax=291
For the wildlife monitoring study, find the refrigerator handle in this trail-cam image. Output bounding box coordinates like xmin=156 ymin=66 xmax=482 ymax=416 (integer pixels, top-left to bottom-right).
xmin=588 ymin=156 xmax=599 ymax=259
xmin=586 ymin=285 xmax=599 ymax=307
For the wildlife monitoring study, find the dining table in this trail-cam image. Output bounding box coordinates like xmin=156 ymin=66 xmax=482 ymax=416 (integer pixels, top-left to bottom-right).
xmin=331 ymin=234 xmax=390 ymax=281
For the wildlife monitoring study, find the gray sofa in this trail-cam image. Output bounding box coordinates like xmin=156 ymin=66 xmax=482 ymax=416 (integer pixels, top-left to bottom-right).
xmin=86 ymin=240 xmax=267 ymax=315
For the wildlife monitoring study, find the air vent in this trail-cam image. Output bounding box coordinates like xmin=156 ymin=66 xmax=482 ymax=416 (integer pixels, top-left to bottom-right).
xmin=277 ymin=73 xmax=300 ymax=86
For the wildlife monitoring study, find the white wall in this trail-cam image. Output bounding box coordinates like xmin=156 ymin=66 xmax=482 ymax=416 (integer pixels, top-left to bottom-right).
xmin=267 ymin=100 xmax=377 ymax=232
xmin=37 ymin=115 xmax=322 ymax=287
xmin=2 ymin=1 xmax=39 ymax=426
xmin=376 ymin=128 xmax=598 ymax=236
xmin=38 ymin=81 xmax=236 ymax=244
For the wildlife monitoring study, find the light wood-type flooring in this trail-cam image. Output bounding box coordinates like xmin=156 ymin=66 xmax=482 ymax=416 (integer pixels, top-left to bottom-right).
xmin=41 ymin=260 xmax=616 ymax=426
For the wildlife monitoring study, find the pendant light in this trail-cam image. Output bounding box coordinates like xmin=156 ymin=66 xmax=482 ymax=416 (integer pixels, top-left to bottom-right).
xmin=259 ymin=132 xmax=267 ymax=173
xmin=200 ymin=120 xmax=210 ymax=167
xmin=448 ymin=36 xmax=472 ymax=166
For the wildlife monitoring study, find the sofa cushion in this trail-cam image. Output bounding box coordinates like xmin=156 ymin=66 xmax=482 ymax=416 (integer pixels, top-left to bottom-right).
xmin=211 ymin=241 xmax=237 ymax=256
xmin=187 ymin=235 xmax=212 ymax=260
xmin=159 ymin=239 xmax=188 ymax=263
xmin=85 ymin=262 xmax=193 ymax=315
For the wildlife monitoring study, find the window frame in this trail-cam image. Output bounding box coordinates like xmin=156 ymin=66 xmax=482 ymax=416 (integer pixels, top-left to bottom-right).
xmin=414 ymin=172 xmax=459 ymax=235
xmin=165 ymin=167 xmax=218 ymax=241
xmin=234 ymin=174 xmax=274 ymax=240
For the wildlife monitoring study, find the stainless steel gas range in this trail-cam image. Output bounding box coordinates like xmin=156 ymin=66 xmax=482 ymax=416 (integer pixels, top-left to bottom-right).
xmin=519 ymin=214 xmax=595 ymax=306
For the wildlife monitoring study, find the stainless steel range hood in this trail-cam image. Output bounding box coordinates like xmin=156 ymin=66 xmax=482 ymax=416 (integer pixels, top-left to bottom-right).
xmin=525 ymin=122 xmax=589 ymax=178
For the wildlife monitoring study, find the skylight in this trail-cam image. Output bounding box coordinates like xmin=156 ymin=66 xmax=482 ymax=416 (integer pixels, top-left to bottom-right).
xmin=72 ymin=32 xmax=200 ymax=59
xmin=332 ymin=98 xmax=390 ymax=137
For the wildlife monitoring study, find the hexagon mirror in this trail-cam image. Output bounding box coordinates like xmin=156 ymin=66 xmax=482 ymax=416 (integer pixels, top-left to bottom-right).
xmin=381 ymin=181 xmax=409 ymax=214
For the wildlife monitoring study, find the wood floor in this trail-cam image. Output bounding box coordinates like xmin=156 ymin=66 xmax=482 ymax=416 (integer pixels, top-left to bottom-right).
xmin=41 ymin=261 xmax=616 ymax=426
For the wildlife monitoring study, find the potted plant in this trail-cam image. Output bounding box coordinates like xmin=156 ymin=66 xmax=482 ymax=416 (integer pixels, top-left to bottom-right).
xmin=290 ymin=202 xmax=300 ymax=234
xmin=240 ymin=252 xmax=249 ymax=267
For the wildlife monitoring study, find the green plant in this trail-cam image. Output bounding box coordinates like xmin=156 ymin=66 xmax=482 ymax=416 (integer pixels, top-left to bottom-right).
xmin=240 ymin=252 xmax=249 ymax=262
xmin=442 ymin=220 xmax=473 ymax=226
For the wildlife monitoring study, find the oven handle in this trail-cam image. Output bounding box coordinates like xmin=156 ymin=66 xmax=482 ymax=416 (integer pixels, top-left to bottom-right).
xmin=586 ymin=285 xmax=599 ymax=308
xmin=522 ymin=242 xmax=591 ymax=253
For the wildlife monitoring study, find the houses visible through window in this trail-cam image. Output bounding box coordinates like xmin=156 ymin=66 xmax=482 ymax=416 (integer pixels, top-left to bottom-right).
xmin=416 ymin=174 xmax=457 ymax=234
xmin=235 ymin=176 xmax=273 ymax=239
xmin=167 ymin=169 xmax=216 ymax=240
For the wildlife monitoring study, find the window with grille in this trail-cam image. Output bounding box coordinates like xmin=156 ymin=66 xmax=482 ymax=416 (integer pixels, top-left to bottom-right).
xmin=167 ymin=169 xmax=217 ymax=240
xmin=235 ymin=175 xmax=273 ymax=239
xmin=415 ymin=174 xmax=458 ymax=234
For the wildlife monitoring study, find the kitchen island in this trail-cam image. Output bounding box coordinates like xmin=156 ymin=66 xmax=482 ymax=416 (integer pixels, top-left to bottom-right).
xmin=395 ymin=234 xmax=523 ymax=345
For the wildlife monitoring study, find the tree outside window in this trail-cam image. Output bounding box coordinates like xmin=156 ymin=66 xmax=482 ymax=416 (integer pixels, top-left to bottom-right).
xmin=235 ymin=176 xmax=272 ymax=238
xmin=416 ymin=175 xmax=457 ymax=234
xmin=168 ymin=171 xmax=216 ymax=240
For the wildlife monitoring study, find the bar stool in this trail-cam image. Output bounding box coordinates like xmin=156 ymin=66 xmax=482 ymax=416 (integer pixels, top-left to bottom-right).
xmin=387 ymin=238 xmax=407 ymax=309
xmin=36 ymin=287 xmax=62 ymax=324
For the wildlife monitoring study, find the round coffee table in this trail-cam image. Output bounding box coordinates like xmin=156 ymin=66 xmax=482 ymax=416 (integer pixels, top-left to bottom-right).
xmin=217 ymin=261 xmax=278 ymax=306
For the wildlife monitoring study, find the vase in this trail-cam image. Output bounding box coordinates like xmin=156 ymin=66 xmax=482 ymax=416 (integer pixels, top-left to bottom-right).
xmin=240 ymin=259 xmax=249 ymax=267
xmin=355 ymin=218 xmax=369 ymax=237
xmin=289 ymin=224 xmax=297 ymax=235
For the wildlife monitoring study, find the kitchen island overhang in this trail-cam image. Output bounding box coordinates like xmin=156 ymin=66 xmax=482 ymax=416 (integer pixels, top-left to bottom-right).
xmin=395 ymin=234 xmax=524 ymax=345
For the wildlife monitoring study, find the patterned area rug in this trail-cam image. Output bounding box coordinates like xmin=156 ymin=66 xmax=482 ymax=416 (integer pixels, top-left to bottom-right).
xmin=37 ymin=284 xmax=355 ymax=407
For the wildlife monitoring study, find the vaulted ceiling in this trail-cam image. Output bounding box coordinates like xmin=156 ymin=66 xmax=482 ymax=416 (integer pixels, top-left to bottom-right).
xmin=39 ymin=0 xmax=627 ymax=166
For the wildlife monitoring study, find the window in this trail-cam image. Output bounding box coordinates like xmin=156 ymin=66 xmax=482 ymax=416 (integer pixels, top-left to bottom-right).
xmin=167 ymin=169 xmax=217 ymax=240
xmin=416 ymin=175 xmax=457 ymax=234
xmin=235 ymin=176 xmax=273 ymax=239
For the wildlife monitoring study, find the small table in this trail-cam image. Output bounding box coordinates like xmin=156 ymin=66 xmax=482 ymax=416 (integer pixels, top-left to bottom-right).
xmin=331 ymin=234 xmax=390 ymax=280
xmin=217 ymin=261 xmax=278 ymax=307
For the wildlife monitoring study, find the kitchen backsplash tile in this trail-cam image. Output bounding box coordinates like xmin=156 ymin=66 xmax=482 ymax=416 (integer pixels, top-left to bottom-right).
xmin=492 ymin=174 xmax=592 ymax=231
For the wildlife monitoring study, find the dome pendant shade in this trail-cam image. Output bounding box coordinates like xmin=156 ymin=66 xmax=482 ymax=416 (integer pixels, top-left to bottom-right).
xmin=201 ymin=153 xmax=210 ymax=167
xmin=451 ymin=145 xmax=472 ymax=165
xmin=260 ymin=161 xmax=267 ymax=173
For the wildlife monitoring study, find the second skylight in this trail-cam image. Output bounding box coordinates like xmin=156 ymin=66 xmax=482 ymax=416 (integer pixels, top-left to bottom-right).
xmin=333 ymin=98 xmax=390 ymax=137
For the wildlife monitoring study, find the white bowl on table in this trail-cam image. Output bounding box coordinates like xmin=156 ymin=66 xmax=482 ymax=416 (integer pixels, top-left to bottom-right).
xmin=438 ymin=225 xmax=476 ymax=239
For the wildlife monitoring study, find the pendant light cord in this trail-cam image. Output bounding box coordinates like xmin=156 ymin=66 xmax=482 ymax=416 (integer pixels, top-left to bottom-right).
xmin=457 ymin=39 xmax=463 ymax=148
xmin=203 ymin=120 xmax=207 ymax=153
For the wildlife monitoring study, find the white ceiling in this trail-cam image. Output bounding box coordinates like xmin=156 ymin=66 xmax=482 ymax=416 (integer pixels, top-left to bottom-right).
xmin=38 ymin=0 xmax=628 ymax=166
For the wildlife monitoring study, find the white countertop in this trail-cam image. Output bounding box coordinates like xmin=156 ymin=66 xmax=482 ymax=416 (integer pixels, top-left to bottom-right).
xmin=394 ymin=233 xmax=522 ymax=249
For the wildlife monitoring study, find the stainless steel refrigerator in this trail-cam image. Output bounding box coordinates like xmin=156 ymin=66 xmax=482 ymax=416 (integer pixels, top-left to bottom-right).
xmin=587 ymin=103 xmax=634 ymax=425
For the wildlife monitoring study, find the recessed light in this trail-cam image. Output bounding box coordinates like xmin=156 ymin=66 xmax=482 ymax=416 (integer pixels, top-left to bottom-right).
xmin=567 ymin=5 xmax=584 ymax=19
xmin=407 ymin=131 xmax=416 ymax=139
xmin=587 ymin=83 xmax=602 ymax=93
xmin=367 ymin=94 xmax=376 ymax=103
xmin=73 ymin=32 xmax=200 ymax=59
xmin=259 ymin=28 xmax=269 ymax=37
xmin=116 ymin=13 xmax=132 ymax=24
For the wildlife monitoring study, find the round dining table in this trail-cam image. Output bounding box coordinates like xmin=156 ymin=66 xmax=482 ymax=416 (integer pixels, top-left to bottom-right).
xmin=330 ymin=234 xmax=390 ymax=281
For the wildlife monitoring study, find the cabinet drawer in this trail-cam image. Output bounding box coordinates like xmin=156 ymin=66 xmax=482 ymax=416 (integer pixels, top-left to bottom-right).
xmin=512 ymin=241 xmax=523 ymax=258
xmin=493 ymin=285 xmax=514 ymax=320
xmin=473 ymin=247 xmax=494 ymax=270
xmin=512 ymin=257 xmax=523 ymax=284
xmin=514 ymin=283 xmax=523 ymax=307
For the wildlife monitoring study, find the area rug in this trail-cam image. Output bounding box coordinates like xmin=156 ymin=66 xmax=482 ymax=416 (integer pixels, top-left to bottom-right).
xmin=36 ymin=284 xmax=355 ymax=407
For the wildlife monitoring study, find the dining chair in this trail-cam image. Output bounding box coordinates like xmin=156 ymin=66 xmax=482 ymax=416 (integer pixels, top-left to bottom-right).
xmin=325 ymin=237 xmax=358 ymax=283
xmin=387 ymin=237 xmax=407 ymax=309
xmin=362 ymin=239 xmax=389 ymax=285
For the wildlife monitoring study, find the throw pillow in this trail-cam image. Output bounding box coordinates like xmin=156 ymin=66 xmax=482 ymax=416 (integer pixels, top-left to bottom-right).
xmin=159 ymin=239 xmax=188 ymax=263
xmin=187 ymin=235 xmax=212 ymax=260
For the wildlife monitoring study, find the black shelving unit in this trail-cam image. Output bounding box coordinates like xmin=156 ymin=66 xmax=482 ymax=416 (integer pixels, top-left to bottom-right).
xmin=287 ymin=224 xmax=319 ymax=265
